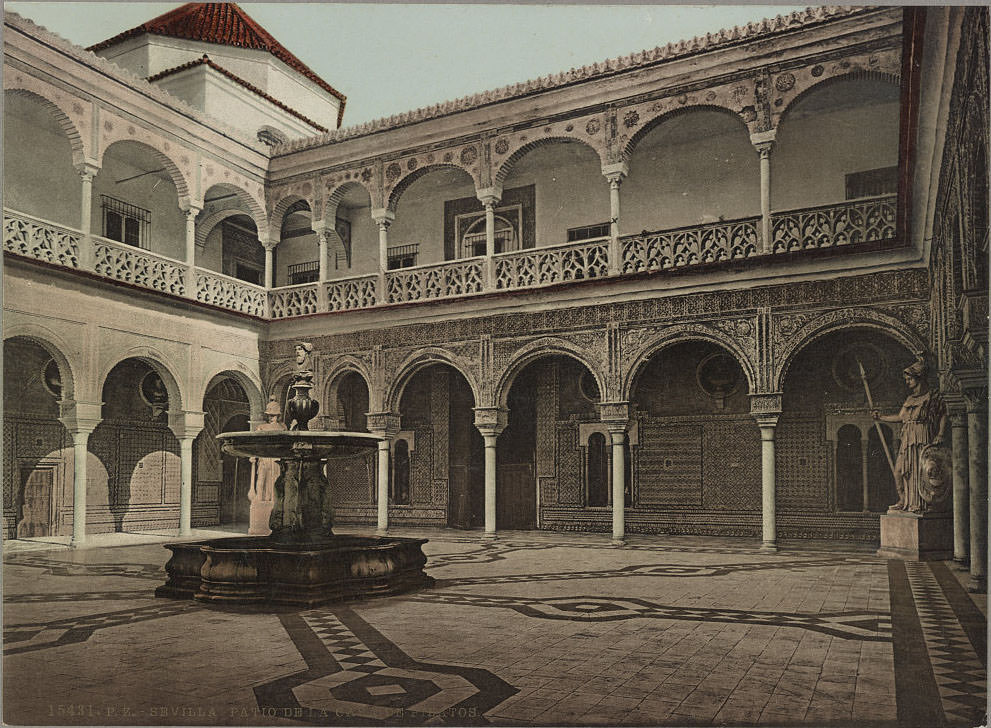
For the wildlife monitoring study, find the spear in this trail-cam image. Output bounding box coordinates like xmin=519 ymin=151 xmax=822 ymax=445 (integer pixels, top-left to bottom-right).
xmin=857 ymin=359 xmax=896 ymax=478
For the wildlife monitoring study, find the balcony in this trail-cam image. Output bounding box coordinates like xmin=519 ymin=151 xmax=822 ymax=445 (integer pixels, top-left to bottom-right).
xmin=4 ymin=195 xmax=897 ymax=320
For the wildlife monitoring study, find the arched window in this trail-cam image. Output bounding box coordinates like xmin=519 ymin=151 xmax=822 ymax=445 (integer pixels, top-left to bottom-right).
xmin=586 ymin=433 xmax=608 ymax=507
xmin=392 ymin=439 xmax=411 ymax=505
xmin=461 ymin=214 xmax=517 ymax=258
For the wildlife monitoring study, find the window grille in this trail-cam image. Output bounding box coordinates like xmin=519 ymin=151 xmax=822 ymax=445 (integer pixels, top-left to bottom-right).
xmin=567 ymin=222 xmax=610 ymax=243
xmin=288 ymin=260 xmax=319 ymax=284
xmin=102 ymin=195 xmax=150 ymax=248
xmin=387 ymin=244 xmax=419 ymax=270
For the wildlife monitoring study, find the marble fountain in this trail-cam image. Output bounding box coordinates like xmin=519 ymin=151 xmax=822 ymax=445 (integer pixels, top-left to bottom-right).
xmin=156 ymin=345 xmax=433 ymax=608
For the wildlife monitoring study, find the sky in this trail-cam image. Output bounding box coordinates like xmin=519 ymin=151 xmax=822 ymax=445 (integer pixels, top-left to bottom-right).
xmin=7 ymin=2 xmax=808 ymax=128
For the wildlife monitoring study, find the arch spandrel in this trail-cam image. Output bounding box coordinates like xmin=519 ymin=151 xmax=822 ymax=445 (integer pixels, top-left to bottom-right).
xmin=494 ymin=336 xmax=608 ymax=410
xmin=98 ymin=346 xmax=188 ymax=414
xmin=266 ymin=191 xmax=313 ymax=242
xmin=619 ymin=93 xmax=757 ymax=165
xmin=772 ymin=49 xmax=902 ymax=130
xmin=198 ymin=365 xmax=265 ymax=423
xmin=3 ymin=323 xmax=82 ymax=402
xmin=620 ymin=324 xmax=758 ymax=402
xmin=322 ymin=177 xmax=377 ymax=225
xmin=385 ymin=347 xmax=481 ymax=413
xmin=772 ymin=307 xmax=928 ymax=393
xmin=98 ymin=119 xmax=194 ymax=202
xmin=493 ymin=133 xmax=606 ymax=188
xmin=4 ymin=83 xmax=90 ymax=167
xmin=385 ymin=161 xmax=480 ymax=214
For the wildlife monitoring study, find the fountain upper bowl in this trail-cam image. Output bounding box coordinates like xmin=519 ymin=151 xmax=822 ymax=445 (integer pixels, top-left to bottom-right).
xmin=216 ymin=430 xmax=382 ymax=460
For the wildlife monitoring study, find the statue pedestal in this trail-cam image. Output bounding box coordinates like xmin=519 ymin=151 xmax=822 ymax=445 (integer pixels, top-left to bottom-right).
xmin=877 ymin=510 xmax=953 ymax=561
xmin=248 ymin=500 xmax=273 ymax=536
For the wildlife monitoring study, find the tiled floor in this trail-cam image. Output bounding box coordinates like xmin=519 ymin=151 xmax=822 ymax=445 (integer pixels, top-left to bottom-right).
xmin=3 ymin=528 xmax=986 ymax=727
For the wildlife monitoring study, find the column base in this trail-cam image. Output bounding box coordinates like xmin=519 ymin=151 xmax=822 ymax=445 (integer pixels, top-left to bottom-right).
xmin=759 ymin=541 xmax=778 ymax=552
xmin=953 ymin=557 xmax=970 ymax=571
xmin=375 ymin=528 xmax=389 ymax=536
xmin=967 ymin=575 xmax=986 ymax=594
xmin=876 ymin=510 xmax=953 ymax=561
xmin=70 ymin=538 xmax=87 ymax=549
xmin=481 ymin=531 xmax=497 ymax=541
xmin=610 ymin=538 xmax=626 ymax=547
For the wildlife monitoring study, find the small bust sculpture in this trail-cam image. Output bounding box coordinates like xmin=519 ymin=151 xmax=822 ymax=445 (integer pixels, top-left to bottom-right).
xmin=872 ymin=357 xmax=948 ymax=514
xmin=294 ymin=342 xmax=314 ymax=384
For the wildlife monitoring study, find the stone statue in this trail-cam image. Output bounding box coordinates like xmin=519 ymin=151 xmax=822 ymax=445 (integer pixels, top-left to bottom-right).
xmin=293 ymin=342 xmax=314 ymax=383
xmin=873 ymin=357 xmax=948 ymax=514
xmin=248 ymin=397 xmax=286 ymax=535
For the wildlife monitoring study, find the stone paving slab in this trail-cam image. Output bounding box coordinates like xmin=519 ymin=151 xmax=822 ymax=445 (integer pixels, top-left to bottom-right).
xmin=2 ymin=528 xmax=986 ymax=727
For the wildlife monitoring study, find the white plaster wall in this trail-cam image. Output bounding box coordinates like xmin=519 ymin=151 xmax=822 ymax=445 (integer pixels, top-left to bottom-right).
xmin=773 ymin=82 xmax=900 ymax=211
xmin=91 ymin=143 xmax=186 ymax=260
xmin=503 ymin=142 xmax=609 ymax=245
xmin=3 ymin=93 xmax=81 ymax=227
xmin=623 ymin=110 xmax=760 ymax=232
xmin=390 ymin=170 xmax=476 ymax=265
xmin=338 ymin=205 xmax=378 ymax=277
xmin=277 ymin=232 xmax=319 ymax=285
xmin=100 ymin=36 xmax=339 ymax=135
xmin=197 ymin=225 xmax=223 ymax=272
xmin=3 ymin=263 xmax=264 ymax=408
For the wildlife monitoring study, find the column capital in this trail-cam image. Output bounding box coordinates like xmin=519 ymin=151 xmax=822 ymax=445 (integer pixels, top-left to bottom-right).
xmin=366 ymin=412 xmax=401 ymax=438
xmin=75 ymin=161 xmax=101 ymax=181
xmin=178 ymin=199 xmax=203 ymax=217
xmin=749 ymin=392 xmax=782 ymax=417
xmin=476 ymin=186 xmax=503 ymax=206
xmin=311 ymin=220 xmax=329 ymax=235
xmin=168 ymin=410 xmax=206 ymax=440
xmin=598 ymin=401 xmax=630 ymax=429
xmin=59 ymin=399 xmax=103 ymax=435
xmin=750 ymin=129 xmax=777 ymax=149
xmin=258 ymin=234 xmax=279 ymax=251
xmin=474 ymin=407 xmax=508 ymax=437
xmin=754 ymin=414 xmax=780 ymax=431
xmin=601 ymin=162 xmax=629 ymax=182
xmin=371 ymin=208 xmax=396 ymax=227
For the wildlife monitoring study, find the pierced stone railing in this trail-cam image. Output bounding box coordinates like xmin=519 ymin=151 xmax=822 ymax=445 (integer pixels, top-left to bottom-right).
xmin=93 ymin=235 xmax=186 ymax=296
xmin=622 ymin=217 xmax=761 ymax=273
xmin=771 ymin=194 xmax=897 ymax=253
xmin=386 ymin=257 xmax=485 ymax=303
xmin=494 ymin=239 xmax=609 ymax=290
xmin=269 ymin=282 xmax=319 ymax=318
xmin=195 ymin=269 xmax=267 ymax=317
xmin=3 ymin=209 xmax=80 ymax=268
xmin=326 ymin=274 xmax=379 ymax=312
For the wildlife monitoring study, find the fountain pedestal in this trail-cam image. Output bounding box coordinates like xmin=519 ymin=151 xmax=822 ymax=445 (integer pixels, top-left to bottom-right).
xmin=156 ymin=431 xmax=433 ymax=608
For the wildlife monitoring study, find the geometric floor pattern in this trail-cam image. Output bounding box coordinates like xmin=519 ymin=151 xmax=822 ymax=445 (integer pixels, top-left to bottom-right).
xmin=3 ymin=528 xmax=987 ymax=727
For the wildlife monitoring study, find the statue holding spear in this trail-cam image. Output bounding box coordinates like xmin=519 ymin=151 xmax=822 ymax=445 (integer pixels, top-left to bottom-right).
xmin=865 ymin=356 xmax=949 ymax=514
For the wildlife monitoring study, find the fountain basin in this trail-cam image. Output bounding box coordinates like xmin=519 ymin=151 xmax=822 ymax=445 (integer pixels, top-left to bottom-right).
xmin=155 ymin=427 xmax=433 ymax=608
xmin=156 ymin=535 xmax=434 ymax=608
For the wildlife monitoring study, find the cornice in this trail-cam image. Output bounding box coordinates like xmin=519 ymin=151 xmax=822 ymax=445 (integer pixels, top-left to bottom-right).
xmin=270 ymin=6 xmax=881 ymax=155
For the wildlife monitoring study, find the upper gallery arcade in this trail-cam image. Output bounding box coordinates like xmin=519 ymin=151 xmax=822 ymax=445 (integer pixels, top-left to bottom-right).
xmin=3 ymin=3 xmax=987 ymax=589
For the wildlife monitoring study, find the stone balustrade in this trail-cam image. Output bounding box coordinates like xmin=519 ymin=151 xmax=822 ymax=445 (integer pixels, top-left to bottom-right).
xmin=3 ymin=195 xmax=899 ymax=319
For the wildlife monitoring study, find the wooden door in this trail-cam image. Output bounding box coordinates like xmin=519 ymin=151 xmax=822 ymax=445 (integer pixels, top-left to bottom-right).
xmin=497 ymin=464 xmax=535 ymax=530
xmin=17 ymin=466 xmax=53 ymax=538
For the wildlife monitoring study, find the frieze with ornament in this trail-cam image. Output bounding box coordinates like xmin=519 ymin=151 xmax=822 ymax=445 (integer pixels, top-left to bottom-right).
xmin=770 ymin=46 xmax=901 ymax=126
xmin=200 ymin=164 xmax=265 ymax=217
xmin=383 ymin=145 xmax=483 ymax=207
xmin=261 ymin=270 xmax=928 ymax=364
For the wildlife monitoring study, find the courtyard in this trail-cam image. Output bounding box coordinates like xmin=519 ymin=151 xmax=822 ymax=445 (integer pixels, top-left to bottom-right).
xmin=2 ymin=528 xmax=986 ymax=727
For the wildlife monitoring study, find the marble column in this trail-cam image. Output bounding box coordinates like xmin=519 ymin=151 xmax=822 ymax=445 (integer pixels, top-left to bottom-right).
xmin=368 ymin=413 xmax=400 ymax=535
xmin=179 ymin=436 xmax=196 ymax=536
xmin=313 ymin=222 xmax=330 ymax=311
xmin=477 ymin=190 xmax=500 ymax=290
xmin=966 ymin=392 xmax=987 ymax=592
xmin=754 ymin=412 xmax=780 ymax=551
xmin=950 ymin=409 xmax=970 ymax=567
xmin=182 ymin=205 xmax=201 ymax=296
xmin=474 ymin=407 xmax=508 ymax=539
xmin=76 ymin=164 xmax=98 ymax=271
xmin=60 ymin=402 xmax=101 ymax=548
xmin=602 ymin=163 xmax=628 ymax=275
xmin=750 ymin=131 xmax=776 ymax=253
xmin=371 ymin=209 xmax=395 ymax=304
xmin=609 ymin=427 xmax=627 ymax=544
